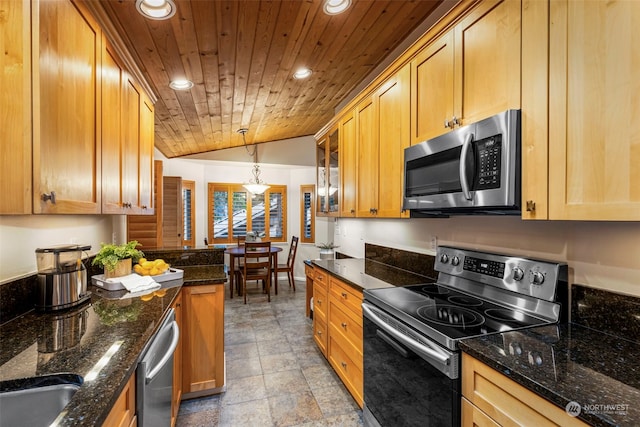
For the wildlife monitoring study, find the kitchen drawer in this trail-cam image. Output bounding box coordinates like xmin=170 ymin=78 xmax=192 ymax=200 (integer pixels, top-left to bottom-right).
xmin=314 ymin=269 xmax=329 ymax=288
xmin=462 ymin=353 xmax=589 ymax=427
xmin=328 ymin=299 xmax=363 ymax=350
xmin=305 ymin=263 xmax=314 ymax=278
xmin=313 ymin=315 xmax=328 ymax=357
xmin=313 ymin=282 xmax=328 ymax=321
xmin=328 ymin=333 xmax=363 ymax=408
xmin=329 ymin=278 xmax=363 ymax=318
xmin=462 ymin=397 xmax=500 ymax=427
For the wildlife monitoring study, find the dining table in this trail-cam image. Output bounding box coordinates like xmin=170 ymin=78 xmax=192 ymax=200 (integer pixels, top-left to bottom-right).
xmin=224 ymin=244 xmax=282 ymax=298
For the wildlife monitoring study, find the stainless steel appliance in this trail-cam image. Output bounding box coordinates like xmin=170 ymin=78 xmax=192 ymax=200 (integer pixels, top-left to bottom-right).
xmin=362 ymin=246 xmax=567 ymax=427
xmin=35 ymin=245 xmax=91 ymax=311
xmin=136 ymin=308 xmax=179 ymax=427
xmin=403 ymin=110 xmax=521 ymax=216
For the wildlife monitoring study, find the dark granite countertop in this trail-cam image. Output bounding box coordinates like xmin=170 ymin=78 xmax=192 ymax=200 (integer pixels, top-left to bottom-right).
xmin=180 ymin=264 xmax=226 ymax=285
xmin=460 ymin=324 xmax=640 ymax=426
xmin=0 ymin=280 xmax=182 ymax=426
xmin=311 ymin=258 xmax=433 ymax=291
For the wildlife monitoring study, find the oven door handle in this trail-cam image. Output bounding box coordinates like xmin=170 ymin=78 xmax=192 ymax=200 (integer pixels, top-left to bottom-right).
xmin=362 ymin=303 xmax=452 ymax=370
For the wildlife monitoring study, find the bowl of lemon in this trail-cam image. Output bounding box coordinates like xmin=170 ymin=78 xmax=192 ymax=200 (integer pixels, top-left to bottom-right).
xmin=134 ymin=258 xmax=171 ymax=276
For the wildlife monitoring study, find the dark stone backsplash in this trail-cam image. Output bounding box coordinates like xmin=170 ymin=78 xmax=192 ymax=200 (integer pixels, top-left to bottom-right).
xmin=571 ymin=284 xmax=640 ymax=343
xmin=0 ymin=276 xmax=36 ymax=324
xmin=365 ymin=243 xmax=436 ymax=279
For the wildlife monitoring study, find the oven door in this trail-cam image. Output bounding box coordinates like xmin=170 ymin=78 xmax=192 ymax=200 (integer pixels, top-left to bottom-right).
xmin=362 ymin=302 xmax=460 ymax=427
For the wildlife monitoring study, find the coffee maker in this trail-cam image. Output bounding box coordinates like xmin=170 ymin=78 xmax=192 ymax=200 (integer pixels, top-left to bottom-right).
xmin=35 ymin=244 xmax=91 ymax=311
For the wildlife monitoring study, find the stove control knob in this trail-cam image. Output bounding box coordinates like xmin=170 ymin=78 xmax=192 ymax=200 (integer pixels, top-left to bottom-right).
xmin=508 ymin=342 xmax=523 ymax=356
xmin=512 ymin=267 xmax=525 ymax=281
xmin=528 ymin=351 xmax=543 ymax=366
xmin=531 ymin=271 xmax=545 ymax=285
xmin=451 ymin=256 xmax=460 ymax=266
xmin=440 ymin=254 xmax=449 ymax=264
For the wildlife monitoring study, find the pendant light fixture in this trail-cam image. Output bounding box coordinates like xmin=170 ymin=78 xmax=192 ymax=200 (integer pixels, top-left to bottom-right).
xmin=238 ymin=128 xmax=270 ymax=195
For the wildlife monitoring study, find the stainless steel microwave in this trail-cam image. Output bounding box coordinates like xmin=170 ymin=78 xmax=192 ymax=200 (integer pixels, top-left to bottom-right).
xmin=403 ymin=109 xmax=521 ymax=216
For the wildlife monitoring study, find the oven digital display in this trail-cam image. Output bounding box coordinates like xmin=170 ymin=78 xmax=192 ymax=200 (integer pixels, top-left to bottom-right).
xmin=463 ymin=256 xmax=505 ymax=278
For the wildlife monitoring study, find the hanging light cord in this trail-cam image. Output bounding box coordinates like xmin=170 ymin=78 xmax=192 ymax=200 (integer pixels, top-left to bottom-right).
xmin=237 ymin=128 xmax=257 ymax=159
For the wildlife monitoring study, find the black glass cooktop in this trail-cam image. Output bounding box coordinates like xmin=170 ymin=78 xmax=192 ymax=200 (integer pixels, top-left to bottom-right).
xmin=364 ymin=283 xmax=551 ymax=350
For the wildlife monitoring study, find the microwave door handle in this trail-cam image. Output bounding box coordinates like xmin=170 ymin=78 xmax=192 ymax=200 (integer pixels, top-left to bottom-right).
xmin=459 ymin=133 xmax=474 ymax=200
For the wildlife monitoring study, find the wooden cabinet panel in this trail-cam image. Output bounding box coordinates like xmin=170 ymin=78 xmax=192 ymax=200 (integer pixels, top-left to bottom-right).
xmin=454 ymin=0 xmax=521 ymax=126
xmin=122 ymin=75 xmax=141 ymax=210
xmin=462 ymin=397 xmax=500 ymax=427
xmin=313 ymin=269 xmax=328 ymax=357
xmin=128 ymin=160 xmax=164 ymax=247
xmin=313 ymin=314 xmax=328 ymax=357
xmin=182 ymin=284 xmax=225 ymax=397
xmin=139 ymin=96 xmax=154 ymax=211
xmin=411 ymin=31 xmax=455 ymax=144
xmin=0 ymin=0 xmax=32 ymax=214
xmin=377 ymin=64 xmax=410 ymax=218
xmin=327 ymin=332 xmax=363 ymax=408
xmin=170 ymin=291 xmax=183 ymax=427
xmin=102 ymin=373 xmax=136 ymax=427
xmin=546 ymin=0 xmax=640 ymax=220
xmin=33 ymin=0 xmax=102 ymax=214
xmin=340 ymin=110 xmax=357 ymax=217
xmin=355 ymin=96 xmax=377 ymax=217
xmin=411 ymin=0 xmax=520 ymax=143
xmin=329 ymin=278 xmax=363 ymax=319
xmin=462 ymin=353 xmax=588 ymax=427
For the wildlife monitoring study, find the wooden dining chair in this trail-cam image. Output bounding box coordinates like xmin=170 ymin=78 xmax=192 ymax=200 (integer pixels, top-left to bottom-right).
xmin=230 ymin=235 xmax=247 ymax=298
xmin=240 ymin=241 xmax=272 ymax=304
xmin=274 ymin=236 xmax=299 ymax=295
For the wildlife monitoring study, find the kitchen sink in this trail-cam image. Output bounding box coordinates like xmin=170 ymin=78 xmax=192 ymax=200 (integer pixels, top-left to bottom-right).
xmin=0 ymin=374 xmax=82 ymax=427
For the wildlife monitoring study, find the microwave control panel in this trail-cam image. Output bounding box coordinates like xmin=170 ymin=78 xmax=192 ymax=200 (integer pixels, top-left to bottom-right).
xmin=474 ymin=135 xmax=502 ymax=190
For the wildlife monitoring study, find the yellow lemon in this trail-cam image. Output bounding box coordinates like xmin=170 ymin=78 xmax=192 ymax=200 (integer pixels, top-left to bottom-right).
xmin=141 ymin=261 xmax=154 ymax=269
xmin=140 ymin=293 xmax=154 ymax=301
xmin=138 ymin=258 xmax=147 ymax=265
xmin=149 ymin=267 xmax=160 ymax=276
xmin=153 ymin=259 xmax=164 ymax=266
xmin=154 ymin=289 xmax=167 ymax=297
xmin=133 ymin=264 xmax=144 ymax=275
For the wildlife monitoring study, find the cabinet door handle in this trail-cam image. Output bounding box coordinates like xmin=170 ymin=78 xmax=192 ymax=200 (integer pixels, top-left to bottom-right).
xmin=451 ymin=116 xmax=460 ymax=127
xmin=341 ymin=292 xmax=347 ymax=298
xmin=316 ymin=329 xmax=322 ymax=336
xmin=526 ymin=200 xmax=536 ymax=212
xmin=444 ymin=119 xmax=451 ymax=129
xmin=41 ymin=191 xmax=56 ymax=204
xmin=341 ymin=361 xmax=347 ymax=368
xmin=341 ymin=322 xmax=347 ymax=328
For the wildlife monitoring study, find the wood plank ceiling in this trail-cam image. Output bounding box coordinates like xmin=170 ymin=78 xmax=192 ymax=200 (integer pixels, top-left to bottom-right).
xmin=99 ymin=0 xmax=443 ymax=158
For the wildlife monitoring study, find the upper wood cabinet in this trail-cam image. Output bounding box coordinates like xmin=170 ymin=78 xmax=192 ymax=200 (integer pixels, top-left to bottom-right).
xmin=522 ymin=0 xmax=640 ymax=221
xmin=547 ymin=0 xmax=640 ymax=220
xmin=339 ymin=110 xmax=357 ymax=218
xmin=0 ymin=0 xmax=32 ymax=214
xmin=33 ymin=0 xmax=102 ymax=214
xmin=316 ymin=126 xmax=339 ymax=216
xmin=102 ymin=39 xmax=154 ymax=215
xmin=410 ymin=0 xmax=521 ymax=144
xmin=356 ymin=64 xmax=411 ymax=218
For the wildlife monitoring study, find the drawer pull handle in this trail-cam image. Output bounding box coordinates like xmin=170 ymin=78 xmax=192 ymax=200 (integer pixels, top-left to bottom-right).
xmin=341 ymin=361 xmax=347 ymax=368
xmin=341 ymin=292 xmax=347 ymax=298
xmin=316 ymin=330 xmax=322 ymax=336
xmin=341 ymin=322 xmax=347 ymax=328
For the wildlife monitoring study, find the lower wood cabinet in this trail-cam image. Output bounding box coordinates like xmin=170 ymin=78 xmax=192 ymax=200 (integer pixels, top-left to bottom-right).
xmin=181 ymin=283 xmax=225 ymax=397
xmin=311 ymin=269 xmax=364 ymax=408
xmin=461 ymin=353 xmax=588 ymax=427
xmin=102 ymin=372 xmax=137 ymax=427
xmin=305 ymin=263 xmax=314 ymax=318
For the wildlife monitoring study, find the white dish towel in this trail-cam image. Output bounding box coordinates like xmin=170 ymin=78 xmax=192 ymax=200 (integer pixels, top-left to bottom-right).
xmin=106 ymin=273 xmax=160 ymax=293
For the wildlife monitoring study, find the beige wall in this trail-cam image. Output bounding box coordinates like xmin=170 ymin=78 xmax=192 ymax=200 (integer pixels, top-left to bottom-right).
xmin=332 ymin=217 xmax=640 ymax=297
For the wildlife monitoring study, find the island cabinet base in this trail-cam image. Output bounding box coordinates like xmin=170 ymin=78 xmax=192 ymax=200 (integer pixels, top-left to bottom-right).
xmin=181 ymin=284 xmax=225 ymax=399
xmin=461 ymin=353 xmax=588 ymax=427
xmin=102 ymin=373 xmax=137 ymax=427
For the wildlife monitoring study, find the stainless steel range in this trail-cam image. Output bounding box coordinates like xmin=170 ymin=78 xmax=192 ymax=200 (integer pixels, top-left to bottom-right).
xmin=362 ymin=246 xmax=568 ymax=427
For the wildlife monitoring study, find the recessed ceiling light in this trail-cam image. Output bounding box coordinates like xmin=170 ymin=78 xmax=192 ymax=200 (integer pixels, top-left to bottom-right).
xmin=323 ymin=0 xmax=352 ymax=15
xmin=293 ymin=68 xmax=312 ymax=79
xmin=169 ymin=79 xmax=194 ymax=90
xmin=136 ymin=0 xmax=176 ymax=20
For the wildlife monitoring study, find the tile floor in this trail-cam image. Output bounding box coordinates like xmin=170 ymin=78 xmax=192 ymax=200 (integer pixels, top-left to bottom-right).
xmin=176 ymin=278 xmax=364 ymax=427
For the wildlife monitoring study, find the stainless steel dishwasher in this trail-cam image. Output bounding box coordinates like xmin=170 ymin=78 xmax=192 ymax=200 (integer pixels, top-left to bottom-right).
xmin=136 ymin=308 xmax=179 ymax=427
